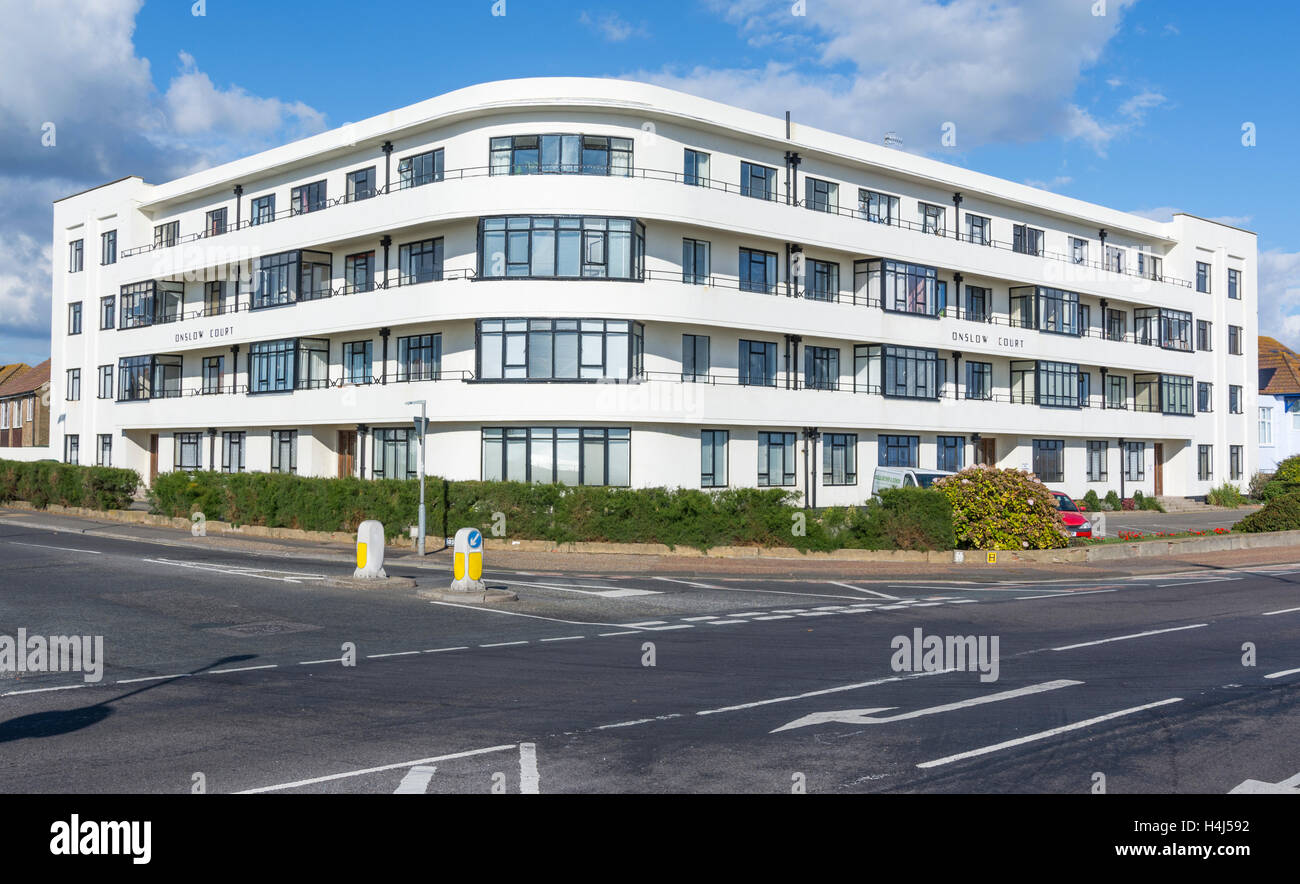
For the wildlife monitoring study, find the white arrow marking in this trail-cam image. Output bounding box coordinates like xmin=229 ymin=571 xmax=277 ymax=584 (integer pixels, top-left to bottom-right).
xmin=393 ymin=765 xmax=437 ymax=794
xmin=771 ymin=679 xmax=1082 ymax=733
xmin=1229 ymin=771 xmax=1300 ymax=794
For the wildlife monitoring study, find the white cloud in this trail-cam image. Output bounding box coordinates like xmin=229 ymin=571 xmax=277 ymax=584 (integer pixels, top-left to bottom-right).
xmin=1259 ymin=249 xmax=1300 ymax=351
xmin=578 ymin=11 xmax=648 ymax=42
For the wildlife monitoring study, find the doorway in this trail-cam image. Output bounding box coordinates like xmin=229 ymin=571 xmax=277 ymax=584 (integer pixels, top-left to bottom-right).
xmin=149 ymin=434 xmax=159 ymax=483
xmin=975 ymin=437 xmax=997 ymax=467
xmin=1153 ymin=443 xmax=1164 ymax=496
xmin=337 ymin=430 xmax=357 ymax=478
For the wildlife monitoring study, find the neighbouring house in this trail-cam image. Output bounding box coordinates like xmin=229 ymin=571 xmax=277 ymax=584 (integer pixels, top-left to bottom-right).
xmin=1258 ymin=336 xmax=1300 ymax=472
xmin=0 ymin=359 xmax=52 ymax=458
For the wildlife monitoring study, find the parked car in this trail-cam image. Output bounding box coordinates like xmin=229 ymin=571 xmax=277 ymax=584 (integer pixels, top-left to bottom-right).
xmin=1053 ymin=491 xmax=1092 ymax=538
xmin=871 ymin=467 xmax=955 ymax=498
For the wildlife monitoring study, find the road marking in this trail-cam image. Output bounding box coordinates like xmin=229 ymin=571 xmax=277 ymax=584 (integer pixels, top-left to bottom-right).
xmin=706 ymin=619 xmax=748 ymax=626
xmin=596 ymin=714 xmax=684 ymax=730
xmin=755 ymin=615 xmax=794 ymax=621
xmin=698 ymin=668 xmax=955 ymax=716
xmin=666 ymin=584 xmax=867 ymax=601
xmin=519 ymin=743 xmax=540 ymax=794
xmin=427 ymin=600 xmax=639 ymax=630
xmin=1264 ymin=667 xmax=1300 ymax=680
xmin=621 ymin=621 xmax=668 ymax=627
xmin=653 ymin=577 xmax=722 ymax=589
xmin=6 ymin=541 xmax=102 ymax=555
xmin=916 ymin=698 xmax=1184 ymax=769
xmin=1051 ymin=624 xmax=1207 ymax=652
xmin=539 ymin=636 xmax=585 ymax=643
xmin=116 ymin=673 xmax=191 ymax=684
xmin=771 ymin=680 xmax=1083 ymax=733
xmin=208 ymin=664 xmax=279 ymax=674
xmin=240 ymin=744 xmax=518 ymax=794
xmin=1014 ymin=590 xmax=1117 ymax=600
xmin=2 ymin=683 xmax=87 ymax=696
xmin=598 ymin=631 xmax=639 ymax=637
xmin=366 ymin=652 xmax=420 ymax=659
xmin=143 ymin=557 xmax=325 ymax=584
xmin=393 ymin=765 xmax=437 ymax=794
xmin=480 ymin=641 xmax=528 ymax=648
xmin=1157 ymin=578 xmax=1242 ymax=587
xmin=505 ymin=579 xmax=660 ymax=598
xmin=824 ymin=581 xmax=899 ymax=600
xmin=423 ymin=646 xmax=468 ymax=653
xmin=298 ymin=658 xmax=344 ymax=665
xmin=682 ymin=616 xmax=718 ymax=622
xmin=1229 ymin=771 xmax=1300 ymax=794
xmin=1262 ymin=606 xmax=1300 ymax=617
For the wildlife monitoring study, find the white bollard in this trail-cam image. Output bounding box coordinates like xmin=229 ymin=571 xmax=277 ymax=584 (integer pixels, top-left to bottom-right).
xmin=450 ymin=527 xmax=485 ymax=592
xmin=354 ymin=520 xmax=387 ymax=579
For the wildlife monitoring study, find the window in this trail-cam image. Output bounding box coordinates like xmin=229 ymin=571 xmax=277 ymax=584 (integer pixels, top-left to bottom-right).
xmin=683 ymin=334 xmax=709 ymax=382
xmin=1197 ymin=382 xmax=1213 ymax=413
xmin=117 ymin=355 xmax=181 ymax=401
xmin=1 ymin=402 xmax=7 ymax=430
xmin=397 ymin=333 xmax=442 ymax=382
xmin=1079 ymin=371 xmax=1092 ymax=407
xmin=479 ymin=215 xmax=644 ymax=280
xmin=1071 ymin=237 xmax=1088 ymax=265
xmin=478 ymin=318 xmax=642 ymax=381
xmin=684 ymin=149 xmax=710 ymax=186
xmin=861 ymin=259 xmax=940 ymax=316
xmin=936 ymin=436 xmax=964 ymax=473
xmin=1228 ymin=268 xmax=1241 ymax=300
xmin=879 ymin=435 xmax=919 ymax=468
xmin=966 ymin=361 xmax=992 ymax=400
xmin=1159 ymin=374 xmax=1194 ymax=416
xmin=398 ymin=238 xmax=443 ymax=285
xmin=1195 ymin=444 xmax=1213 ymax=482
xmin=96 ymin=365 xmax=112 ymax=400
xmin=251 ymin=249 xmax=333 ymax=308
xmin=341 ymin=251 xmax=376 ymax=294
xmin=290 ymin=180 xmax=327 ymax=215
xmin=682 ymin=238 xmax=710 ymax=284
xmin=739 ymin=339 xmax=778 ymax=387
xmin=204 ymin=281 xmax=227 ymax=317
xmin=1229 ymin=385 xmax=1243 ymax=414
xmin=1037 ymin=361 xmax=1081 ymax=408
xmin=250 ymin=194 xmax=275 ymax=225
xmin=882 ymin=346 xmax=942 ymax=399
xmin=1196 ymin=261 xmax=1211 ymax=293
xmin=68 ymin=239 xmax=84 ymax=272
xmin=1106 ymin=309 xmax=1127 ymax=342
xmin=1105 ymin=245 xmax=1125 ymax=274
xmin=174 ymin=433 xmax=201 ymax=471
xmin=1013 ymin=224 xmax=1044 ymax=256
xmin=97 ymin=434 xmax=112 ymax=467
xmin=1010 ymin=285 xmax=1082 ymax=336
xmin=206 ymin=208 xmax=227 ymax=236
xmin=344 ymin=341 xmax=373 ymax=384
xmin=738 ymin=247 xmax=779 ymax=294
xmin=68 ymin=302 xmax=82 ymax=335
xmin=64 ymin=434 xmax=79 ymax=465
xmin=824 ymin=434 xmax=858 ymax=485
xmin=101 ymin=230 xmax=116 ymax=265
xmin=805 ymin=177 xmax=838 ymax=213
xmin=966 ymin=214 xmax=990 ymax=245
xmin=1114 ymin=374 xmax=1137 ymax=411
xmin=1197 ymin=320 xmax=1212 ymax=351
xmin=1136 ymin=252 xmax=1162 ymax=281
xmin=1159 ymin=309 xmax=1193 ymax=351
xmin=25 ymin=398 xmax=31 ymax=423
xmin=153 ymin=221 xmax=179 ymax=248
xmin=859 ymin=189 xmax=900 ymax=225
xmin=965 ymin=286 xmax=990 ymax=322
xmin=481 ymin=427 xmax=630 ymax=486
xmin=199 ymin=356 xmax=223 ymax=394
xmin=271 ymin=431 xmax=297 ymax=474
xmin=66 ymin=368 xmax=80 ymax=402
xmin=373 ymin=428 xmax=418 ymax=479
xmin=740 ymin=162 xmax=777 ymax=200
xmin=758 ymin=432 xmax=796 ymax=486
xmin=921 ymin=203 xmax=945 ymax=235
xmin=221 ymin=433 xmax=245 ymax=473
xmin=806 ymin=259 xmax=839 ymax=301
xmin=1032 ymin=439 xmax=1065 ymax=483
xmin=399 ymin=149 xmax=445 ymax=187
xmin=1123 ymin=441 xmax=1144 ymax=483
xmin=1230 ymin=445 xmax=1243 ymax=480
xmin=249 ymin=338 xmax=328 ymax=393
xmin=346 ymin=167 xmax=376 ymax=202
xmin=119 ymin=280 xmax=183 ymax=328
xmin=804 ymin=346 xmax=840 ymax=390
xmin=99 ymin=295 xmax=115 ymax=330
xmin=1260 ymin=407 xmax=1273 ymax=446
xmin=1228 ymin=325 xmax=1242 ymax=355
xmin=1134 ymin=308 xmax=1158 ymax=346
xmin=1087 ymin=441 xmax=1108 ymax=482
xmin=701 ymin=430 xmax=728 ymax=487
xmin=491 ymin=136 xmax=629 ymax=177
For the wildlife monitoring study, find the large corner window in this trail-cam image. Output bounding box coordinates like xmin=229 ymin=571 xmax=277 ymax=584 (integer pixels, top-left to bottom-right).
xmin=862 ymin=260 xmax=943 ymax=317
xmin=1134 ymin=373 xmax=1193 ymax=415
xmin=479 ymin=216 xmax=644 ymax=280
xmin=881 ymin=346 xmax=943 ymax=399
xmin=478 ymin=319 xmax=643 ymax=382
xmin=251 ymin=249 xmax=333 ymax=308
xmin=117 ymin=354 xmax=182 ymax=402
xmin=1009 ymin=285 xmax=1082 ymax=336
xmin=482 ymin=427 xmax=630 ymax=486
xmin=248 ymin=338 xmax=329 ymax=393
xmin=1036 ymin=361 xmax=1081 ymax=408
xmin=490 ymin=135 xmax=631 ymax=177
xmin=119 ymin=280 xmax=183 ymax=329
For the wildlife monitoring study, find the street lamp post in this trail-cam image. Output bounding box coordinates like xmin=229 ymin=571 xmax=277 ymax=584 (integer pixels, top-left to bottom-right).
xmin=405 ymin=400 xmax=427 ymax=556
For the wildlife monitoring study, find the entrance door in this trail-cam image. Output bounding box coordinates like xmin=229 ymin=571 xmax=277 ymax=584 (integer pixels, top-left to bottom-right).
xmin=975 ymin=438 xmax=997 ymax=466
xmin=337 ymin=430 xmax=357 ymax=478
xmin=1153 ymin=443 xmax=1164 ymax=496
xmin=149 ymin=434 xmax=159 ymax=483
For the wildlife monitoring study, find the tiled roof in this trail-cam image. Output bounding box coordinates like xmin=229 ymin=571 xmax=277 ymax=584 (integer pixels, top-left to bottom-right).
xmin=0 ymin=359 xmax=50 ymax=399
xmin=1259 ymin=337 xmax=1300 ymax=396
xmin=0 ymin=363 xmax=28 ymax=387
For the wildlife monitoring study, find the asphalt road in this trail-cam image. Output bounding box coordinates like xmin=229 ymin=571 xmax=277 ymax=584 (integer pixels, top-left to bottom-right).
xmin=0 ymin=512 xmax=1297 ymax=794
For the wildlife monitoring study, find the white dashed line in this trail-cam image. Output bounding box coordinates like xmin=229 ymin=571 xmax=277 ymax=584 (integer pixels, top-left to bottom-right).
xmin=366 ymin=652 xmax=420 ymax=659
xmin=208 ymin=664 xmax=280 ymax=674
xmin=2 ymin=684 xmax=87 ymax=696
xmin=480 ymin=641 xmax=529 ymax=648
xmin=423 ymin=646 xmax=468 ymax=653
xmin=1051 ymin=624 xmax=1207 ymax=652
xmin=1262 ymin=607 xmax=1300 ymax=617
xmin=1264 ymin=667 xmax=1300 ymax=680
xmin=539 ymin=636 xmax=585 ymax=643
xmin=116 ymin=674 xmax=191 ymax=684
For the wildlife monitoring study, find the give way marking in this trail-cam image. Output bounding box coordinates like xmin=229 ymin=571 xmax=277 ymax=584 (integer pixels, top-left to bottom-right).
xmin=770 ymin=679 xmax=1082 ymax=733
xmin=1228 ymin=771 xmax=1300 ymax=794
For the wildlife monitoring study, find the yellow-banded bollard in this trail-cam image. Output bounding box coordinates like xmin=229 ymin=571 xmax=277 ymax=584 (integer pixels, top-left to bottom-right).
xmin=450 ymin=527 xmax=485 ymax=592
xmin=354 ymin=520 xmax=387 ymax=579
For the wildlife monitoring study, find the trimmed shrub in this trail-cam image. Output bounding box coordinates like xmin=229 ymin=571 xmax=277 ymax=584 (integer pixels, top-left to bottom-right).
xmin=0 ymin=459 xmax=139 ymax=510
xmin=1103 ymin=490 xmax=1121 ymax=511
xmin=1234 ymin=491 xmax=1300 ymax=533
xmin=1082 ymin=490 xmax=1102 ymax=512
xmin=825 ymin=488 xmax=954 ymax=551
xmin=1248 ymin=471 xmax=1274 ymax=501
xmin=933 ymin=466 xmax=1067 ymax=550
xmin=1206 ymin=483 xmax=1246 ymax=508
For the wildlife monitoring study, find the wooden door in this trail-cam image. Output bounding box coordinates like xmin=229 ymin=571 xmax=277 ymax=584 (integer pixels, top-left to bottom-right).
xmin=337 ymin=431 xmax=357 ymax=478
xmin=976 ymin=438 xmax=997 ymax=466
xmin=1153 ymin=443 xmax=1164 ymax=496
xmin=149 ymin=434 xmax=159 ymax=483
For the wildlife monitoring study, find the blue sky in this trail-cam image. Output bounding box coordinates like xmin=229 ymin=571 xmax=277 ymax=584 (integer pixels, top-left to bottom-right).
xmin=1 ymin=0 xmax=1296 ymax=364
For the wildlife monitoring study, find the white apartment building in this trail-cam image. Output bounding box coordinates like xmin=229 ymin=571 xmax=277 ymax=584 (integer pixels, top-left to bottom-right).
xmin=50 ymin=77 xmax=1258 ymax=504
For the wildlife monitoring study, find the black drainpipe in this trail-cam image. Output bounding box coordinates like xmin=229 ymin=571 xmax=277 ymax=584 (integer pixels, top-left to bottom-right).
xmin=229 ymin=345 xmax=239 ymax=393
xmin=952 ymin=272 xmax=964 ymax=319
xmin=358 ymin=424 xmax=368 ymax=479
xmin=380 ymin=235 xmax=392 ymax=289
xmin=952 ymin=192 xmax=963 ymax=240
xmin=784 ymin=150 xmax=801 ymax=206
xmin=951 ymin=352 xmax=962 ymax=399
xmin=380 ymin=328 xmax=391 ymax=385
xmin=382 ymin=141 xmax=394 ymax=193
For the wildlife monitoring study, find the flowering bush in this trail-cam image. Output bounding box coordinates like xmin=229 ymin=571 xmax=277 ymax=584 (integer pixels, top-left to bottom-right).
xmin=933 ymin=466 xmax=1068 ymax=550
xmin=1235 ymin=490 xmax=1300 ymax=533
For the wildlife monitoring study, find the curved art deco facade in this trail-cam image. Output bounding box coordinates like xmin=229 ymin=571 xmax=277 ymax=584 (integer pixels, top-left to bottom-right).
xmin=51 ymin=78 xmax=1258 ymax=502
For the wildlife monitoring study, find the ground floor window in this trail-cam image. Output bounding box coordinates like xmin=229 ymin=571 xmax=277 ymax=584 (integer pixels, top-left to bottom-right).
xmin=271 ymin=430 xmax=297 ymax=473
xmin=758 ymin=432 xmax=797 ymax=486
xmin=1123 ymin=441 xmax=1145 ymax=481
xmin=175 ymin=432 xmax=201 ymax=471
xmin=97 ymin=434 xmax=112 ymax=467
xmin=1198 ymin=445 xmax=1213 ymax=482
xmin=701 ymin=430 xmax=728 ymax=487
xmin=373 ymin=428 xmax=418 ymax=479
xmin=1032 ymin=439 xmax=1064 ymax=482
xmin=1230 ymin=445 xmax=1243 ymax=480
xmin=822 ymin=433 xmax=857 ymax=485
xmin=1087 ymin=441 xmax=1107 ymax=482
xmin=878 ymin=434 xmax=919 ymax=467
xmin=482 ymin=427 xmax=630 ymax=486
xmin=64 ymin=434 xmax=79 ymax=465
xmin=222 ymin=432 xmax=246 ymax=473
xmin=936 ymin=435 xmax=964 ymax=473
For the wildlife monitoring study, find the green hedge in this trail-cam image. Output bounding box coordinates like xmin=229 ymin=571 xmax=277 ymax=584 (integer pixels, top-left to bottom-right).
xmin=933 ymin=466 xmax=1068 ymax=550
xmin=147 ymin=470 xmax=956 ymax=552
xmin=0 ymin=459 xmax=140 ymax=510
xmin=1234 ymin=491 xmax=1300 ymax=533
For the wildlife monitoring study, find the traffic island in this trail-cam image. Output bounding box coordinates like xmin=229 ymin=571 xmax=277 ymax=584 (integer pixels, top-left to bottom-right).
xmin=416 ymin=585 xmax=518 ymax=603
xmin=417 ymin=527 xmax=517 ymax=603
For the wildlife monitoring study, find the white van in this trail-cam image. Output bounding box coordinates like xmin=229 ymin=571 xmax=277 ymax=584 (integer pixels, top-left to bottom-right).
xmin=871 ymin=466 xmax=956 ymax=497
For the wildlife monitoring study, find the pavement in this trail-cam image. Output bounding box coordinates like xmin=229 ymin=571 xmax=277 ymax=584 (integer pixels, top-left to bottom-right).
xmin=0 ymin=506 xmax=1297 ymax=794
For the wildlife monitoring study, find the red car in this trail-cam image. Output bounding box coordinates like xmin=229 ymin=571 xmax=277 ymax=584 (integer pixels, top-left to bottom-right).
xmin=1053 ymin=492 xmax=1092 ymax=538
